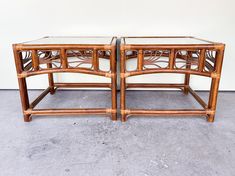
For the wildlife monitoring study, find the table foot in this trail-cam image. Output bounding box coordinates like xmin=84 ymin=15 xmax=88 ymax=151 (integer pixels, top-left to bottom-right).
xmin=49 ymin=89 xmax=55 ymax=95
xmin=24 ymin=115 xmax=32 ymax=122
xmin=183 ymin=87 xmax=189 ymax=95
xmin=49 ymin=86 xmax=56 ymax=95
xmin=121 ymin=115 xmax=127 ymax=122
xmin=207 ymin=114 xmax=215 ymax=122
xmin=111 ymin=113 xmax=117 ymax=121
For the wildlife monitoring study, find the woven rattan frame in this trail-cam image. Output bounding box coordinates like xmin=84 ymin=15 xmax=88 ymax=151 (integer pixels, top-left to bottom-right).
xmin=13 ymin=37 xmax=117 ymax=122
xmin=120 ymin=36 xmax=225 ymax=122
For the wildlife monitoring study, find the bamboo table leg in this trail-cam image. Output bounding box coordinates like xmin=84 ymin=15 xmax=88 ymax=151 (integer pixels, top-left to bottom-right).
xmin=47 ymin=63 xmax=55 ymax=94
xmin=120 ymin=50 xmax=127 ymax=121
xmin=111 ymin=47 xmax=117 ymax=120
xmin=18 ymin=77 xmax=31 ymax=122
xmin=207 ymin=78 xmax=220 ymax=122
xmin=13 ymin=45 xmax=31 ymax=122
xmin=207 ymin=49 xmax=224 ymax=122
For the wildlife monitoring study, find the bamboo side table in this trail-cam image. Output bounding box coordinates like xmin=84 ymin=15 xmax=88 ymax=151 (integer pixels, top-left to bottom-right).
xmin=120 ymin=36 xmax=225 ymax=122
xmin=13 ymin=36 xmax=117 ymax=122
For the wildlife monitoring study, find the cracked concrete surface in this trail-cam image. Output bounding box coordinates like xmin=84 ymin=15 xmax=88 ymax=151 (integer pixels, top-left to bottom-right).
xmin=0 ymin=90 xmax=235 ymax=176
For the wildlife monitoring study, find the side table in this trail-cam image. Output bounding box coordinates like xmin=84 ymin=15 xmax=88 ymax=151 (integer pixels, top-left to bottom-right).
xmin=120 ymin=36 xmax=225 ymax=122
xmin=13 ymin=36 xmax=117 ymax=122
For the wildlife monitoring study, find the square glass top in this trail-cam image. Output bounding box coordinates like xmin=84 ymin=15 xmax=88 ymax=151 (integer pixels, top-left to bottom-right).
xmin=22 ymin=36 xmax=114 ymax=45
xmin=123 ymin=37 xmax=216 ymax=45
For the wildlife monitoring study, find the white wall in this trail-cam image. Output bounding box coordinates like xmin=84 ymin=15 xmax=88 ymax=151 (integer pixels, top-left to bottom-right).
xmin=0 ymin=0 xmax=234 ymax=90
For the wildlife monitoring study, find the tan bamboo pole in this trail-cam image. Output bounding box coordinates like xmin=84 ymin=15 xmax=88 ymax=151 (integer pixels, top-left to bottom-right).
xmin=126 ymin=83 xmax=184 ymax=89
xmin=13 ymin=47 xmax=24 ymax=73
xmin=12 ymin=45 xmax=31 ymax=122
xmin=169 ymin=49 xmax=175 ymax=69
xmin=184 ymin=51 xmax=192 ymax=94
xmin=55 ymin=83 xmax=111 ymax=88
xmin=120 ymin=49 xmax=127 ymax=121
xmin=110 ymin=47 xmax=117 ymax=120
xmin=137 ymin=49 xmax=143 ymax=71
xmin=93 ymin=49 xmax=99 ymax=71
xmin=32 ymin=50 xmax=39 ymax=71
xmin=25 ymin=108 xmax=108 ymax=115
xmin=198 ymin=49 xmax=206 ymax=72
xmin=207 ymin=47 xmax=225 ymax=122
xmin=128 ymin=109 xmax=207 ymax=116
xmin=127 ymin=69 xmax=211 ymax=77
xmin=188 ymin=87 xmax=207 ymax=109
xmin=30 ymin=87 xmax=51 ymax=108
xmin=47 ymin=63 xmax=55 ymax=94
xmin=18 ymin=68 xmax=108 ymax=78
xmin=18 ymin=78 xmax=31 ymax=122
xmin=61 ymin=48 xmax=68 ymax=68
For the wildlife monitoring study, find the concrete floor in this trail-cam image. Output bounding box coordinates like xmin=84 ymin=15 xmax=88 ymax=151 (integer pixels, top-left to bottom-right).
xmin=0 ymin=90 xmax=235 ymax=176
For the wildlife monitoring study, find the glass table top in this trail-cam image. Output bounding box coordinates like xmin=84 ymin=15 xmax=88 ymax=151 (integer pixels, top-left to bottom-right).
xmin=22 ymin=36 xmax=114 ymax=45
xmin=123 ymin=37 xmax=216 ymax=45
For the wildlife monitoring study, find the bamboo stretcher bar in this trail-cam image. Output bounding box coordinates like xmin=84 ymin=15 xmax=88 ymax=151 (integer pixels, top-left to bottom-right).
xmin=126 ymin=83 xmax=185 ymax=89
xmin=188 ymin=87 xmax=207 ymax=109
xmin=126 ymin=109 xmax=207 ymax=116
xmin=54 ymin=83 xmax=111 ymax=88
xmin=24 ymin=108 xmax=108 ymax=115
xmin=127 ymin=69 xmax=212 ymax=77
xmin=30 ymin=87 xmax=51 ymax=108
xmin=18 ymin=68 xmax=109 ymax=78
